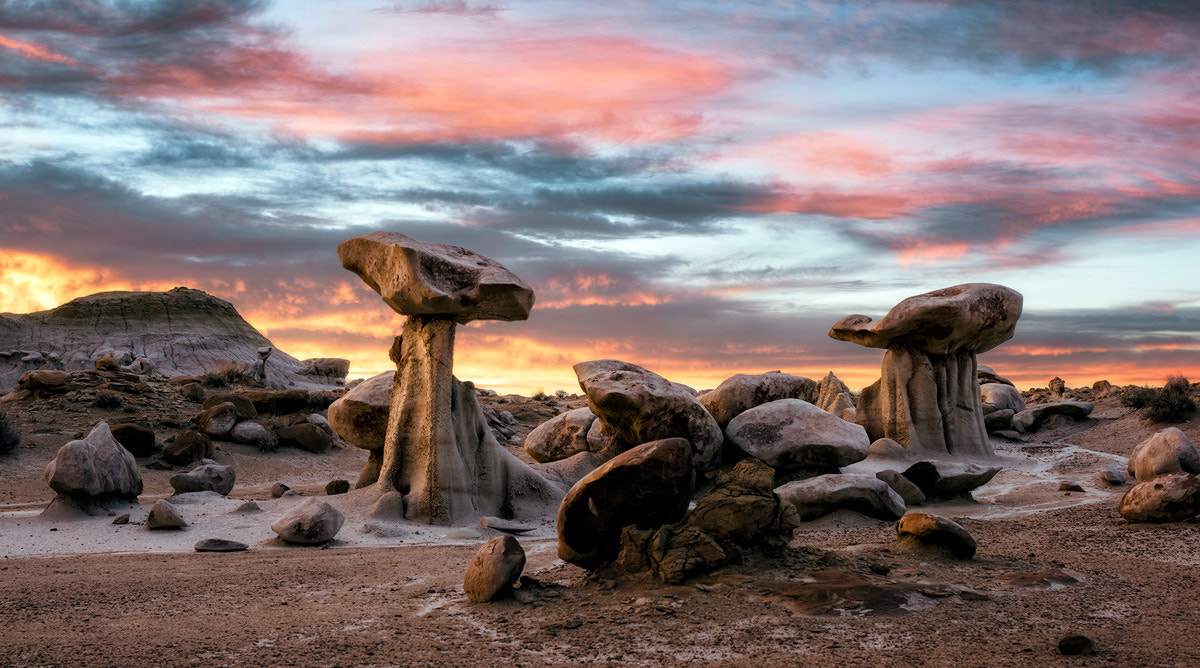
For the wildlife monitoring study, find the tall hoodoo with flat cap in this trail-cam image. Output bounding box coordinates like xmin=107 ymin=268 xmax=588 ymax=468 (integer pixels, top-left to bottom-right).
xmin=828 ymin=283 xmax=1022 ymax=457
xmin=338 ymin=232 xmax=559 ymax=525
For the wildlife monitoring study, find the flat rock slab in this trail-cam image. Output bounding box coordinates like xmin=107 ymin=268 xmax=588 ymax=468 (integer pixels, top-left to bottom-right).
xmin=481 ymin=516 xmax=536 ymax=534
xmin=194 ymin=538 xmax=249 ymax=552
xmin=1013 ymin=401 xmax=1093 ymax=432
xmin=776 ymin=473 xmax=906 ymax=521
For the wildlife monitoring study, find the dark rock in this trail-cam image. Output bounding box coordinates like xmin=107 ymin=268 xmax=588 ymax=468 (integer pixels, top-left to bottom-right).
xmin=1058 ymin=634 xmax=1095 ymax=656
xmin=181 ymin=382 xmax=206 ymax=402
xmin=112 ymin=513 xmax=130 ymax=525
xmin=146 ymin=499 xmax=186 ymax=529
xmin=687 ymin=459 xmax=780 ymax=542
xmin=201 ymin=393 xmax=259 ymax=421
xmin=1099 ymin=466 xmax=1128 ymax=486
xmin=195 ymin=538 xmax=249 ymax=552
xmin=169 ymin=460 xmax=236 ymax=495
xmin=325 ymin=479 xmax=351 ymax=495
xmin=163 ymin=430 xmax=213 ymax=466
xmin=270 ymin=483 xmax=290 ymax=498
xmin=648 ymin=524 xmax=727 ymax=585
xmin=1058 ymin=481 xmax=1084 ymax=492
xmin=901 ymin=461 xmax=1001 ymax=499
xmin=464 ymin=535 xmax=526 ymax=603
xmin=108 ymin=423 xmax=156 ymax=458
xmin=776 ymin=473 xmax=906 ymax=521
xmin=270 ymin=498 xmax=344 ymax=544
xmin=277 ymin=423 xmax=333 ymax=453
xmin=237 ymin=389 xmax=311 ymax=415
xmin=983 ymin=408 xmax=1015 ymax=433
xmin=1012 ymin=401 xmax=1092 ymax=432
xmin=896 ymin=512 xmax=976 ymax=559
xmin=876 ymin=469 xmax=926 ymax=506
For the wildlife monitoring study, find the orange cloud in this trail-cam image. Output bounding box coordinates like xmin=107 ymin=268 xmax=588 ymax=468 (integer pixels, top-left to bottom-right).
xmin=0 ymin=35 xmax=76 ymax=66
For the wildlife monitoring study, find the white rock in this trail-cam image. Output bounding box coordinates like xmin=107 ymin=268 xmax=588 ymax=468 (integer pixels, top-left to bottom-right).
xmin=271 ymin=498 xmax=345 ymax=545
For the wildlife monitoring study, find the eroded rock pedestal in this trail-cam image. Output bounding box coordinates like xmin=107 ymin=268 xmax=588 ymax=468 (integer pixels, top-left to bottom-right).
xmin=339 ymin=232 xmax=560 ymax=525
xmin=829 ymin=284 xmax=1023 ymax=457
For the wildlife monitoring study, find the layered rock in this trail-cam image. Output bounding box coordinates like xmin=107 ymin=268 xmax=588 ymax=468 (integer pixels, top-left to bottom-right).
xmin=829 ymin=283 xmax=1023 ymax=457
xmin=814 ymin=372 xmax=854 ymax=414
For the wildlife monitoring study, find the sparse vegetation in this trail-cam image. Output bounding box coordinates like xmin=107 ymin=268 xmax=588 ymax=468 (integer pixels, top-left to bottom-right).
xmin=1165 ymin=375 xmax=1191 ymax=394
xmin=94 ymin=391 xmax=124 ymax=410
xmin=0 ymin=412 xmax=18 ymax=456
xmin=199 ymin=361 xmax=252 ymax=388
xmin=1120 ymin=386 xmax=1156 ymax=409
xmin=1144 ymin=391 xmax=1197 ymax=424
xmin=532 ymin=390 xmax=549 ymax=401
xmin=555 ymin=389 xmax=569 ymax=399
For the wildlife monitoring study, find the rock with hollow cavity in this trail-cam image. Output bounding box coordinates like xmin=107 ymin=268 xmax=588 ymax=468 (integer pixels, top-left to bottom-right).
xmin=981 ymin=383 xmax=1025 ymax=414
xmin=1128 ymin=428 xmax=1200 ymax=480
xmin=146 ymin=499 xmax=186 ymax=529
xmin=45 ymin=422 xmax=143 ymax=503
xmin=829 ymin=284 xmax=1022 ymax=457
xmin=169 ymin=459 xmax=235 ymax=495
xmin=338 ymin=231 xmax=534 ymax=323
xmin=524 ymin=407 xmax=597 ymax=463
xmin=725 ymin=399 xmax=869 ymax=473
xmin=896 ymin=512 xmax=976 ymax=558
xmin=901 ymin=461 xmax=1001 ymax=499
xmin=776 ymin=473 xmax=906 ymax=521
xmin=557 ymin=438 xmax=694 ymax=569
xmin=464 ymin=535 xmax=526 ymax=602
xmin=1012 ymin=401 xmax=1093 ymax=432
xmin=574 ymin=360 xmax=723 ymax=471
xmin=699 ymin=372 xmax=816 ymax=428
xmin=271 ymin=498 xmax=345 ymax=544
xmin=1119 ymin=472 xmax=1200 ymax=523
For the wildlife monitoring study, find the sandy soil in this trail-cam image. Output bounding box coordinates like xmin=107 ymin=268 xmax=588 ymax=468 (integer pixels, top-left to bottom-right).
xmin=2 ymin=385 xmax=1199 ymax=666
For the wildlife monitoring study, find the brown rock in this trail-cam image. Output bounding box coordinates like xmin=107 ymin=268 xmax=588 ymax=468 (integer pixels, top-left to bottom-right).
xmin=236 ymin=389 xmax=311 ymax=415
xmin=648 ymin=524 xmax=727 ymax=585
xmin=1119 ymin=472 xmax=1200 ymax=523
xmin=18 ymin=370 xmax=70 ymax=393
xmin=181 ymin=382 xmax=206 ymax=402
xmin=687 ymin=459 xmax=780 ymax=542
xmin=146 ymin=499 xmax=186 ymax=530
xmin=699 ymin=372 xmax=816 ymax=428
xmin=277 ymin=423 xmax=332 ymax=453
xmin=325 ymin=479 xmax=351 ymax=495
xmin=876 ymin=469 xmax=926 ymax=506
xmin=201 ymin=394 xmax=258 ymax=421
xmin=463 ymin=535 xmax=526 ymax=603
xmin=896 ymin=512 xmax=976 ymax=559
xmin=163 ymin=430 xmax=213 ymax=466
xmin=326 ymin=371 xmax=392 ymax=451
xmin=524 ymin=407 xmax=597 ymax=463
xmin=1048 ymin=376 xmax=1066 ymax=399
xmin=1128 ymin=428 xmax=1200 ymax=480
xmin=198 ymin=402 xmax=238 ymax=439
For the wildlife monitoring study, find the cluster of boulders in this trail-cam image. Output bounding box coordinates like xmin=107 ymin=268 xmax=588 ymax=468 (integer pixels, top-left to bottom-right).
xmin=1120 ymin=428 xmax=1200 ymax=522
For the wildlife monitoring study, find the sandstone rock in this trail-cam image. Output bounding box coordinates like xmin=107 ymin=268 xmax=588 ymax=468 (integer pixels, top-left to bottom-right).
xmin=44 ymin=422 xmax=143 ymax=502
xmin=586 ymin=418 xmax=621 ymax=454
xmin=271 ymin=498 xmax=345 ymax=544
xmin=198 ymin=402 xmax=238 ymax=439
xmin=686 ymin=459 xmax=780 ymax=542
xmin=237 ymin=389 xmax=311 ymax=415
xmin=1099 ymin=465 xmax=1128 ymax=486
xmin=814 ymin=372 xmax=852 ymax=414
xmin=327 ymin=370 xmax=393 ymax=450
xmin=524 ymin=407 xmax=597 ymax=463
xmin=270 ymin=483 xmax=290 ymax=498
xmin=776 ymin=473 xmax=906 ymax=521
xmin=338 ymin=231 xmax=535 ymax=323
xmin=868 ymin=437 xmax=908 ymax=459
xmin=896 ymin=512 xmax=976 ymax=559
xmin=901 ymin=461 xmax=1001 ymax=499
xmin=163 ymin=430 xmax=213 ymax=466
xmin=1048 ymin=376 xmax=1066 ymax=399
xmin=829 ymin=284 xmax=1022 ymax=457
xmin=277 ymin=423 xmax=332 ymax=453
xmin=983 ymin=409 xmax=1015 ymax=433
xmin=305 ymin=413 xmax=333 ymax=437
xmin=976 ymin=364 xmax=1014 ymax=386
xmin=18 ymin=370 xmax=69 ymax=393
xmin=230 ymin=421 xmax=277 ymax=449
xmin=876 ymin=469 xmax=926 ymax=506
xmin=1128 ymin=428 xmax=1200 ymax=480
xmin=574 ymin=360 xmax=723 ymax=471
xmin=108 ymin=423 xmax=156 ymax=458
xmin=1119 ymin=472 xmax=1200 ymax=523
xmin=556 ymin=438 xmax=694 ymax=569
xmin=1012 ymin=401 xmax=1093 ymax=432
xmin=201 ymin=394 xmax=258 ymax=421
xmin=325 ymin=479 xmax=350 ymax=495
xmin=169 ymin=460 xmax=235 ymax=495
xmin=1092 ymin=380 xmax=1113 ymax=396
xmin=181 ymin=382 xmax=205 ymax=402
xmin=699 ymin=372 xmax=816 ymax=428
xmin=648 ymin=524 xmax=727 ymax=585
xmin=146 ymin=499 xmax=186 ymax=529
xmin=725 ymin=399 xmax=869 ymax=473
xmin=981 ymin=383 xmax=1026 ymax=413
xmin=194 ymin=538 xmax=248 ymax=552
xmin=530 ymin=450 xmax=607 ymax=490
xmin=463 ymin=535 xmax=526 ymax=603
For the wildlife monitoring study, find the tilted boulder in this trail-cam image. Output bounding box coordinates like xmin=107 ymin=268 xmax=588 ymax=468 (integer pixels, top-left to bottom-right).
xmin=163 ymin=430 xmax=213 ymax=466
xmin=896 ymin=512 xmax=976 ymax=559
xmin=556 ymin=438 xmax=694 ymax=569
xmin=463 ymin=535 xmax=526 ymax=603
xmin=725 ymin=399 xmax=869 ymax=475
xmin=699 ymin=371 xmax=816 ymax=428
xmin=277 ymin=422 xmax=332 ymax=453
xmin=1128 ymin=428 xmax=1200 ymax=480
xmin=44 ymin=421 xmax=143 ymax=506
xmin=1012 ymin=401 xmax=1093 ymax=432
xmin=901 ymin=461 xmax=1001 ymax=499
xmin=829 ymin=283 xmax=1023 ymax=457
xmin=524 ymin=407 xmax=598 ymax=463
xmin=169 ymin=459 xmax=236 ymax=496
xmin=574 ymin=360 xmax=723 ymax=471
xmin=775 ymin=473 xmax=906 ymax=521
xmin=338 ymin=232 xmax=560 ymax=525
xmin=1119 ymin=472 xmax=1200 ymax=523
xmin=271 ymin=498 xmax=345 ymax=544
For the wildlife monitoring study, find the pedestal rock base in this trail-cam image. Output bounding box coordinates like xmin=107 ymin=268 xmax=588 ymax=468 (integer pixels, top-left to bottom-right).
xmin=857 ymin=348 xmax=992 ymax=457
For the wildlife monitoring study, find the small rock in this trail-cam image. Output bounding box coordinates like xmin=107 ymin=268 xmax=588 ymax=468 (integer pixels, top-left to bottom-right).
xmin=464 ymin=535 xmax=526 ymax=603
xmin=195 ymin=538 xmax=249 ymax=552
xmin=868 ymin=437 xmax=908 ymax=459
xmin=325 ymin=479 xmax=350 ymax=495
xmin=181 ymin=382 xmax=206 ymax=402
xmin=480 ymin=516 xmax=535 ymax=534
xmin=270 ymin=483 xmax=290 ymax=498
xmin=232 ymin=501 xmax=262 ymax=514
xmin=271 ymin=498 xmax=344 ymax=544
xmin=230 ymin=421 xmax=278 ymax=449
xmin=1058 ymin=634 xmax=1095 ymax=656
xmin=169 ymin=460 xmax=236 ymax=495
xmin=112 ymin=513 xmax=130 ymax=525
xmin=1099 ymin=466 xmax=1128 ymax=486
xmin=896 ymin=512 xmax=976 ymax=559
xmin=146 ymin=499 xmax=187 ymax=530
xmin=1058 ymin=481 xmax=1084 ymax=492
xmin=876 ymin=469 xmax=926 ymax=506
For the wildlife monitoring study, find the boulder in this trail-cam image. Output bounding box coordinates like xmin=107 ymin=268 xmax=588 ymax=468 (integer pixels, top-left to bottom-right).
xmin=896 ymin=512 xmax=976 ymax=559
xmin=725 ymin=399 xmax=869 ymax=473
xmin=271 ymin=498 xmax=345 ymax=544
xmin=237 ymin=389 xmax=311 ymax=415
xmin=44 ymin=422 xmax=143 ymax=502
xmin=146 ymin=499 xmax=186 ymax=529
xmin=648 ymin=524 xmax=727 ymax=585
xmin=829 ymin=283 xmax=1022 ymax=457
xmin=981 ymin=383 xmax=1025 ymax=414
xmin=524 ymin=407 xmax=597 ymax=463
xmin=163 ymin=430 xmax=213 ymax=466
xmin=814 ymin=372 xmax=853 ymax=414
xmin=195 ymin=538 xmax=249 ymax=552
xmin=338 ymin=231 xmax=534 ymax=324
xmin=326 ymin=370 xmax=393 ymax=450
xmin=1099 ymin=466 xmax=1128 ymax=486
xmin=325 ymin=479 xmax=350 ymax=495
xmin=686 ymin=458 xmax=780 ymax=542
xmin=776 ymin=473 xmax=906 ymax=521
xmin=868 ymin=437 xmax=908 ymax=459
xmin=230 ymin=421 xmax=278 ymax=449
xmin=108 ymin=423 xmax=156 ymax=458
xmin=556 ymin=438 xmax=694 ymax=569
xmin=169 ymin=460 xmax=236 ymax=495
xmin=201 ymin=394 xmax=259 ymax=421
xmin=1092 ymin=380 xmax=1113 ymax=396
xmin=983 ymin=409 xmax=1015 ymax=433
xmin=876 ymin=469 xmax=926 ymax=506
xmin=574 ymin=360 xmax=723 ymax=471
xmin=530 ymin=450 xmax=607 ymax=490
xmin=1128 ymin=428 xmax=1200 ymax=480
xmin=277 ymin=423 xmax=333 ymax=453
xmin=463 ymin=535 xmax=526 ymax=603
xmin=699 ymin=372 xmax=816 ymax=428
xmin=18 ymin=370 xmax=70 ymax=393
xmin=181 ymin=382 xmax=206 ymax=402
xmin=1119 ymin=472 xmax=1200 ymax=523
xmin=198 ymin=402 xmax=238 ymax=439
xmin=901 ymin=461 xmax=1001 ymax=499
xmin=270 ymin=483 xmax=290 ymax=498
xmin=305 ymin=413 xmax=334 ymax=437
xmin=1012 ymin=401 xmax=1093 ymax=432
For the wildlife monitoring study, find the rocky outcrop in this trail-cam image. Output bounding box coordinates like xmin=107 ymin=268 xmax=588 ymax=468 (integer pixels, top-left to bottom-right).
xmin=829 ymin=283 xmax=1023 ymax=457
xmin=814 ymin=372 xmax=854 ymax=415
xmin=0 ymin=287 xmax=346 ymax=392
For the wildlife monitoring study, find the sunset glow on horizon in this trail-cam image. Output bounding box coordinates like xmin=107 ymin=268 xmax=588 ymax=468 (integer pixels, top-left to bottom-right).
xmin=2 ymin=1 xmax=1198 ymax=395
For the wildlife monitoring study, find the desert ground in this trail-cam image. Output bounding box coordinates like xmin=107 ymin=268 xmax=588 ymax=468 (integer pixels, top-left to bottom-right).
xmin=3 ymin=378 xmax=1199 ymax=667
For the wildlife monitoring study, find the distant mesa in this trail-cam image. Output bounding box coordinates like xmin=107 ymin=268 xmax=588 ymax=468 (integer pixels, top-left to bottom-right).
xmin=0 ymin=287 xmax=347 ymax=392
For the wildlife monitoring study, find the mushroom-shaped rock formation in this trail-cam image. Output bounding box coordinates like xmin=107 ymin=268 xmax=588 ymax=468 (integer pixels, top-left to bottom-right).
xmin=338 ymin=232 xmax=560 ymax=525
xmin=828 ymin=283 xmax=1023 ymax=457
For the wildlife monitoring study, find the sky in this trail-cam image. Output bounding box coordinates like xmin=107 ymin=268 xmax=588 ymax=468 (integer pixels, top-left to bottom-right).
xmin=1 ymin=0 xmax=1198 ymax=394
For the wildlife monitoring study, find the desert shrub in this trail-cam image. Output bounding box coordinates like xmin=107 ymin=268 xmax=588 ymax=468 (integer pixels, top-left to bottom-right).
xmin=1144 ymin=391 xmax=1197 ymax=423
xmin=94 ymin=391 xmax=124 ymax=410
xmin=1120 ymin=387 xmax=1156 ymax=409
xmin=555 ymin=389 xmax=569 ymax=399
xmin=307 ymin=390 xmax=340 ymax=410
xmin=0 ymin=412 xmax=19 ymax=455
xmin=1164 ymin=375 xmax=1191 ymax=394
xmin=199 ymin=361 xmax=251 ymax=388
xmin=532 ymin=390 xmax=549 ymax=401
